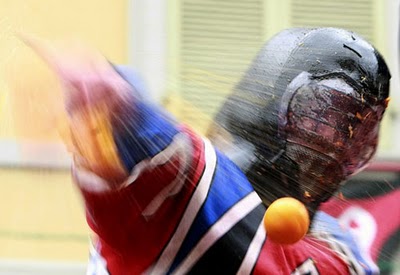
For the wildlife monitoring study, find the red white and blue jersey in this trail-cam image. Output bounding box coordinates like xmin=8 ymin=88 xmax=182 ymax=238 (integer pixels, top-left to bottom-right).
xmin=73 ymin=68 xmax=376 ymax=275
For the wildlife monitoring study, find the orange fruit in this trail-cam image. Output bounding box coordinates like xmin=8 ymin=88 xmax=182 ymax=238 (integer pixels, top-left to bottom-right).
xmin=263 ymin=197 xmax=310 ymax=245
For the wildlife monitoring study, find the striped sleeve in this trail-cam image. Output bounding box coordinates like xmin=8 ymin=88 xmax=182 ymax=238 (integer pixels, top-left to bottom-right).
xmin=148 ymin=141 xmax=265 ymax=274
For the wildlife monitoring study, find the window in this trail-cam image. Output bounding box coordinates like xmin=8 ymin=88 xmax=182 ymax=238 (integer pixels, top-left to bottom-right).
xmin=163 ymin=0 xmax=398 ymax=158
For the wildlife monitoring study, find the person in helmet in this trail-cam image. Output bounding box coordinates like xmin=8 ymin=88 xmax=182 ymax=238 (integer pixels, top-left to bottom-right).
xmin=209 ymin=27 xmax=390 ymax=218
xmin=23 ymin=28 xmax=390 ymax=274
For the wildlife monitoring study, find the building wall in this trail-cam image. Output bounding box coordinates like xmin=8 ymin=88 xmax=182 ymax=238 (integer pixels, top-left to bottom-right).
xmin=0 ymin=0 xmax=128 ymax=264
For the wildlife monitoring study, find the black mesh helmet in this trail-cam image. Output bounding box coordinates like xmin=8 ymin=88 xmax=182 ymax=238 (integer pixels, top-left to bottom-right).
xmin=210 ymin=28 xmax=391 ymax=212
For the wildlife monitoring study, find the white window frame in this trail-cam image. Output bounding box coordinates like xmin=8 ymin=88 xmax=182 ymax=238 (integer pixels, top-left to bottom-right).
xmin=127 ymin=0 xmax=168 ymax=103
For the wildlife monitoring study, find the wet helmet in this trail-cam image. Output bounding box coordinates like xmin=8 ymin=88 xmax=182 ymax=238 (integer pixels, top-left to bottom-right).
xmin=210 ymin=28 xmax=391 ymax=211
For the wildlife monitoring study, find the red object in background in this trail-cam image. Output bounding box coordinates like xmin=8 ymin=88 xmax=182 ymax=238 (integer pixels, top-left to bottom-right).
xmin=321 ymin=161 xmax=400 ymax=274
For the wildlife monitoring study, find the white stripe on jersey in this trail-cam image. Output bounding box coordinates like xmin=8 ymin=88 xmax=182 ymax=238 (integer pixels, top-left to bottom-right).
xmin=237 ymin=218 xmax=266 ymax=275
xmin=148 ymin=138 xmax=217 ymax=274
xmin=173 ymin=191 xmax=262 ymax=274
xmin=86 ymin=241 xmax=109 ymax=275
xmin=138 ymin=133 xmax=192 ymax=217
xmin=74 ymin=133 xmax=192 ymax=213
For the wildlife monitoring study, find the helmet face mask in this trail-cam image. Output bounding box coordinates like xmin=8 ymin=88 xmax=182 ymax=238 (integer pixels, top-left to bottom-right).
xmin=211 ymin=27 xmax=391 ymax=211
xmin=278 ymin=72 xmax=386 ymax=204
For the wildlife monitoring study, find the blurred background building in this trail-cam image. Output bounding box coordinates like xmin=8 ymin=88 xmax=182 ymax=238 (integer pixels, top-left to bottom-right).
xmin=0 ymin=0 xmax=398 ymax=274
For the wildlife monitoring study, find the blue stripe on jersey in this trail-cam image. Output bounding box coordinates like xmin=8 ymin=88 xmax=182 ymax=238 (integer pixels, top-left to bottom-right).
xmin=111 ymin=65 xmax=179 ymax=172
xmin=169 ymin=150 xmax=255 ymax=272
xmin=114 ymin=65 xmax=149 ymax=100
xmin=112 ymin=101 xmax=179 ymax=172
